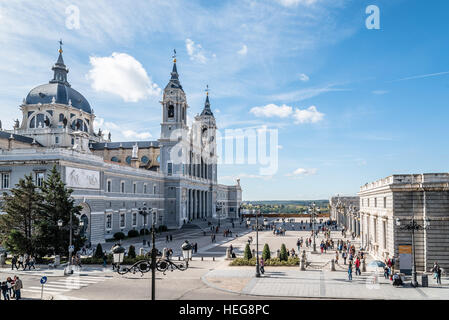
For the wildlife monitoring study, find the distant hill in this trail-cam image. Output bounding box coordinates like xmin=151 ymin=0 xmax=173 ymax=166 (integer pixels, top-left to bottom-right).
xmin=243 ymin=200 xmax=329 ymax=206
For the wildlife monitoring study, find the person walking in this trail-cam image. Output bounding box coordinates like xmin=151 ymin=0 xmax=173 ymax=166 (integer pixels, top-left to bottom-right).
xmin=335 ymin=251 xmax=339 ymax=264
xmin=348 ymin=262 xmax=353 ymax=281
xmin=13 ymin=276 xmax=22 ymax=300
xmin=260 ymin=257 xmax=265 ymax=275
xmin=102 ymin=252 xmax=107 ymax=268
xmin=29 ymin=256 xmax=36 ymax=270
xmin=170 ymin=234 xmax=173 ymax=242
xmin=11 ymin=256 xmax=18 ymax=270
xmin=17 ymin=255 xmax=24 ymax=269
xmin=6 ymin=277 xmax=14 ymax=298
xmin=1 ymin=281 xmax=9 ymax=300
xmin=166 ymin=235 xmax=169 ymax=243
xmin=342 ymin=251 xmax=347 ymax=265
xmin=355 ymin=257 xmax=361 ymax=276
xmin=432 ymin=262 xmax=442 ymax=285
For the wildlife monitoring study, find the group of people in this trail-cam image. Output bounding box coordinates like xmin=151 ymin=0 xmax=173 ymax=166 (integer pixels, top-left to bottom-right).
xmin=223 ymin=229 xmax=233 ymax=237
xmin=273 ymin=227 xmax=286 ymax=236
xmin=10 ymin=254 xmax=36 ymax=271
xmin=0 ymin=276 xmax=23 ymax=300
xmin=165 ymin=234 xmax=174 ymax=242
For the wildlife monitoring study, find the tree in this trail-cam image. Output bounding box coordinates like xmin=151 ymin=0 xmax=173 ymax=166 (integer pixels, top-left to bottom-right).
xmin=243 ymin=243 xmax=252 ymax=260
xmin=262 ymin=243 xmax=271 ymax=260
xmin=280 ymin=243 xmax=288 ymax=261
xmin=128 ymin=245 xmax=136 ymax=258
xmin=94 ymin=243 xmax=104 ymax=259
xmin=34 ymin=165 xmax=84 ymax=257
xmin=0 ymin=174 xmax=42 ymax=255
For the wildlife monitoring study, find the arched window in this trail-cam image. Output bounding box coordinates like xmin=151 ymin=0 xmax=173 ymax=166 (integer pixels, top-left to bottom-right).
xmin=168 ymin=104 xmax=174 ymax=118
xmin=59 ymin=113 xmax=65 ymax=122
xmin=126 ymin=156 xmax=132 ymax=164
xmin=30 ymin=113 xmax=48 ymax=128
xmin=141 ymin=156 xmax=149 ymax=164
xmin=111 ymin=156 xmax=120 ymax=162
xmin=83 ymin=121 xmax=88 ymax=132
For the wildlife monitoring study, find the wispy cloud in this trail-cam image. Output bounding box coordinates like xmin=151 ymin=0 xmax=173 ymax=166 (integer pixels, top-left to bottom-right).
xmin=390 ymin=71 xmax=449 ymax=82
xmin=237 ymin=44 xmax=248 ymax=56
xmin=286 ymin=167 xmax=317 ymax=177
xmin=270 ymin=86 xmax=350 ymax=103
xmin=185 ymin=38 xmax=208 ymax=63
xmin=250 ymin=103 xmax=324 ymax=124
xmin=299 ymin=73 xmax=310 ymax=82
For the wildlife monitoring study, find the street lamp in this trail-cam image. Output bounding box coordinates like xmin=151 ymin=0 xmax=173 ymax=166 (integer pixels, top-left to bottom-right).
xmin=139 ymin=203 xmax=150 ymax=246
xmin=112 ymin=243 xmax=125 ymax=269
xmin=255 ymin=209 xmax=260 ymax=278
xmin=57 ymin=214 xmax=82 ymax=275
xmin=115 ymin=217 xmax=189 ymax=300
xmin=395 ymin=217 xmax=430 ymax=287
xmin=310 ymin=202 xmax=317 ymax=253
xmin=181 ymin=240 xmax=193 ymax=267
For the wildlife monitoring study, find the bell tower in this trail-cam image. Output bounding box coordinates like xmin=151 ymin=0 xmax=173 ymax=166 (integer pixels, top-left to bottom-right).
xmin=160 ymin=50 xmax=188 ymax=140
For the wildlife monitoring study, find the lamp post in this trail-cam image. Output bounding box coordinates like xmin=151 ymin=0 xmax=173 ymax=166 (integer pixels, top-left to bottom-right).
xmin=139 ymin=203 xmax=149 ymax=246
xmin=58 ymin=214 xmax=82 ymax=275
xmin=255 ymin=209 xmax=260 ymax=278
xmin=310 ymin=202 xmax=317 ymax=253
xmin=395 ymin=217 xmax=429 ymax=287
xmin=115 ymin=219 xmax=190 ymax=300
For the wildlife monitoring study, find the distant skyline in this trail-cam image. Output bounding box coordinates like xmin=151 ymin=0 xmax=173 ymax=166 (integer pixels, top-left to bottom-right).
xmin=0 ymin=0 xmax=448 ymax=200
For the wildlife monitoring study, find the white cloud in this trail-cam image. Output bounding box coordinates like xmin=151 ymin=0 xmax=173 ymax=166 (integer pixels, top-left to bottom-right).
xmin=86 ymin=52 xmax=161 ymax=102
xmin=250 ymin=103 xmax=324 ymax=124
xmin=185 ymin=38 xmax=207 ymax=63
xmin=293 ymin=106 xmax=324 ymax=124
xmin=372 ymin=90 xmax=388 ymax=95
xmin=299 ymin=73 xmax=310 ymax=82
xmin=278 ymin=145 xmax=283 ymax=149
xmin=286 ymin=167 xmax=317 ymax=176
xmin=250 ymin=104 xmax=293 ymax=118
xmin=238 ymin=45 xmax=248 ymax=55
xmin=277 ymin=0 xmax=319 ymax=7
xmin=270 ymin=86 xmax=349 ymax=102
xmin=122 ymin=130 xmax=152 ymax=140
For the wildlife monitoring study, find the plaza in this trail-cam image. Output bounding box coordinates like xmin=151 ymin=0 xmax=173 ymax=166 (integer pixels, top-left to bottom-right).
xmin=1 ymin=216 xmax=447 ymax=300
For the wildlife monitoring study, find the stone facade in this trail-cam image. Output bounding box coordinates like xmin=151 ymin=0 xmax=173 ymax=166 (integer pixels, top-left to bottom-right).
xmin=358 ymin=173 xmax=449 ymax=272
xmin=329 ymin=196 xmax=360 ymax=236
xmin=0 ymin=46 xmax=242 ymax=245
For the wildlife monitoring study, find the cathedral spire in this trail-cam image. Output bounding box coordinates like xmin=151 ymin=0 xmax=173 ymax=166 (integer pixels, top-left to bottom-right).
xmin=50 ymin=39 xmax=70 ymax=87
xmin=165 ymin=49 xmax=183 ymax=91
xmin=200 ymin=85 xmax=214 ymax=117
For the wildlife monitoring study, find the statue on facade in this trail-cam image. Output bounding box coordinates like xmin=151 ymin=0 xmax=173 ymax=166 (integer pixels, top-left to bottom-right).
xmin=13 ymin=119 xmax=19 ymax=129
xmin=132 ymin=143 xmax=138 ymax=158
xmin=108 ymin=132 xmax=111 ymax=141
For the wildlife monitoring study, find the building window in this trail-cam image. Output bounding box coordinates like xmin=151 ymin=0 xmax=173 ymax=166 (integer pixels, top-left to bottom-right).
xmin=153 ymin=185 xmax=157 ymax=194
xmin=35 ymin=172 xmax=45 ymax=187
xmin=71 ymin=138 xmax=74 ymax=145
xmin=141 ymin=156 xmax=149 ymax=165
xmin=111 ymin=156 xmax=120 ymax=163
xmin=120 ymin=213 xmax=125 ymax=228
xmin=132 ymin=212 xmax=137 ymax=226
xmin=121 ymin=181 xmax=125 ymax=193
xmin=55 ymin=136 xmax=59 ymax=144
xmin=367 ymin=198 xmax=370 ymax=207
xmin=383 ymin=197 xmax=387 ymax=208
xmin=106 ymin=180 xmax=112 ymax=193
xmin=133 ymin=183 xmax=137 ymax=194
xmin=168 ymin=105 xmax=174 ymax=118
xmin=374 ymin=198 xmax=377 ymax=208
xmin=106 ymin=214 xmax=112 ymax=230
xmin=167 ymin=162 xmax=173 ymax=176
xmin=383 ymin=221 xmax=387 ymax=249
xmin=126 ymin=156 xmax=132 ymax=165
xmin=1 ymin=173 xmax=10 ymax=189
xmin=143 ymin=184 xmax=147 ymax=194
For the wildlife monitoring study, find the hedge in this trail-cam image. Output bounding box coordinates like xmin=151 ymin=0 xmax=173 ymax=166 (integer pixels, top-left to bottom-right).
xmin=127 ymin=229 xmax=139 ymax=238
xmin=229 ymin=257 xmax=299 ymax=266
xmin=113 ymin=232 xmax=125 ymax=240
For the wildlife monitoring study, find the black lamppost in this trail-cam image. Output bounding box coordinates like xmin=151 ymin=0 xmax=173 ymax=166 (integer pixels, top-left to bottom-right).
xmin=395 ymin=217 xmax=430 ymax=287
xmin=139 ymin=203 xmax=149 ymax=246
xmin=57 ymin=215 xmax=82 ymax=275
xmin=310 ymin=202 xmax=317 ymax=253
xmin=115 ymin=208 xmax=190 ymax=300
xmin=255 ymin=209 xmax=260 ymax=278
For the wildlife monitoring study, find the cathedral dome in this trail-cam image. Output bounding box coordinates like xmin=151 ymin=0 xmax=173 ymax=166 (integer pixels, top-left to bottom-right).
xmin=24 ymin=42 xmax=92 ymax=114
xmin=25 ymin=83 xmax=92 ymax=114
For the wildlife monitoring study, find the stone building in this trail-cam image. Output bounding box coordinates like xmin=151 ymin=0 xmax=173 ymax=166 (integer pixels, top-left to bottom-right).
xmin=0 ymin=44 xmax=242 ymax=245
xmin=358 ymin=173 xmax=449 ymax=272
xmin=329 ymin=196 xmax=360 ymax=236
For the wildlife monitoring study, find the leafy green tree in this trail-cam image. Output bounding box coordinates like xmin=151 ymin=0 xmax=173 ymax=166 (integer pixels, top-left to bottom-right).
xmin=262 ymin=243 xmax=271 ymax=260
xmin=279 ymin=243 xmax=288 ymax=261
xmin=94 ymin=243 xmax=104 ymax=258
xmin=128 ymin=245 xmax=136 ymax=259
xmin=243 ymin=243 xmax=252 ymax=260
xmin=0 ymin=174 xmax=42 ymax=255
xmin=34 ymin=165 xmax=84 ymax=257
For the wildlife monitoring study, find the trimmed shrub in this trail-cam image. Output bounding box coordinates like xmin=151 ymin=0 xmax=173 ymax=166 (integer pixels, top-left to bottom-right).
xmin=127 ymin=229 xmax=139 ymax=238
xmin=128 ymin=245 xmax=136 ymax=259
xmin=229 ymin=257 xmax=299 ymax=267
xmin=243 ymin=243 xmax=252 ymax=260
xmin=140 ymin=228 xmax=150 ymax=235
xmin=94 ymin=243 xmax=104 ymax=259
xmin=279 ymin=244 xmax=288 ymax=261
xmin=113 ymin=232 xmax=125 ymax=240
xmin=262 ymin=243 xmax=271 ymax=260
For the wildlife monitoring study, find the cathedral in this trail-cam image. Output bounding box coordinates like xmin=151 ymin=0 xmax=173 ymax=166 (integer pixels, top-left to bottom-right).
xmin=0 ymin=44 xmax=242 ymax=244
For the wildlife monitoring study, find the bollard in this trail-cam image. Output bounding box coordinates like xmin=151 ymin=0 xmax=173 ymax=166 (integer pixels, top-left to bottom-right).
xmin=213 ymin=257 xmax=215 ymax=261
xmin=201 ymin=256 xmax=204 ymax=261
xmin=139 ymin=248 xmax=144 ymax=256
xmin=331 ymin=259 xmax=336 ymax=271
xmin=178 ymin=256 xmax=180 ymax=261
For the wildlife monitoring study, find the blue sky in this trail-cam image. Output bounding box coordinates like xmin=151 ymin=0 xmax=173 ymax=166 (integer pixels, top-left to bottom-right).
xmin=0 ymin=0 xmax=448 ymax=200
